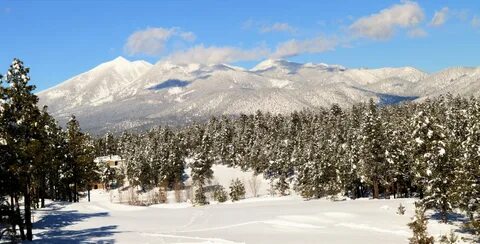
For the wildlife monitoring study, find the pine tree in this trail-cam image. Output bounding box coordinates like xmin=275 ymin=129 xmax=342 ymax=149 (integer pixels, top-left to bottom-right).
xmin=65 ymin=115 xmax=97 ymax=202
xmin=213 ymin=185 xmax=228 ymax=202
xmin=457 ymin=99 xmax=480 ymax=238
xmin=408 ymin=202 xmax=435 ymax=244
xmin=411 ymin=105 xmax=456 ymax=223
xmin=383 ymin=105 xmax=413 ymax=198
xmin=342 ymin=104 xmax=365 ymax=198
xmin=229 ymin=179 xmax=246 ymax=201
xmin=190 ymin=126 xmax=214 ymax=205
xmin=360 ymin=99 xmax=387 ymax=199
xmin=1 ymin=59 xmax=42 ymax=240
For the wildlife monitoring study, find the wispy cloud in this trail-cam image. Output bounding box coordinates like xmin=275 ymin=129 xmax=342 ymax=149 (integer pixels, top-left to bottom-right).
xmin=430 ymin=7 xmax=449 ymax=27
xmin=124 ymin=27 xmax=195 ymax=56
xmin=260 ymin=22 xmax=297 ymax=34
xmin=349 ymin=1 xmax=425 ymax=40
xmin=164 ymin=45 xmax=269 ymax=64
xmin=472 ymin=16 xmax=480 ymax=28
xmin=244 ymin=20 xmax=297 ymax=34
xmin=407 ymin=28 xmax=428 ymax=38
xmin=271 ymin=37 xmax=338 ymax=58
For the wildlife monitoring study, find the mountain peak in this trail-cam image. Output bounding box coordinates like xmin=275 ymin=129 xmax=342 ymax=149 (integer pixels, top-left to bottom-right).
xmin=112 ymin=56 xmax=129 ymax=63
xmin=108 ymin=56 xmax=131 ymax=67
xmin=251 ymin=59 xmax=297 ymax=72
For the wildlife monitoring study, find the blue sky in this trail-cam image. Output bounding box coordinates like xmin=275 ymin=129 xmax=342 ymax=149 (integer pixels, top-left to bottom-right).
xmin=1 ymin=0 xmax=479 ymax=91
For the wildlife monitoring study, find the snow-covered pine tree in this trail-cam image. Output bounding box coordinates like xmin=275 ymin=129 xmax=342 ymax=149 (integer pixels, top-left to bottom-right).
xmin=342 ymin=103 xmax=365 ymax=198
xmin=382 ymin=105 xmax=413 ymax=198
xmin=190 ymin=126 xmax=214 ymax=205
xmin=323 ymin=104 xmax=345 ymax=197
xmin=408 ymin=202 xmax=435 ymax=244
xmin=65 ymin=115 xmax=97 ymax=202
xmin=164 ymin=128 xmax=186 ymax=188
xmin=0 ymin=59 xmax=46 ymax=240
xmin=265 ymin=125 xmax=294 ymax=196
xmin=118 ymin=132 xmax=140 ymax=187
xmin=360 ymin=99 xmax=387 ymax=199
xmin=411 ymin=101 xmax=456 ymax=223
xmin=229 ymin=178 xmax=246 ymax=201
xmin=213 ymin=185 xmax=228 ymax=202
xmin=216 ymin=115 xmax=236 ymax=166
xmin=459 ymin=98 xmax=480 ymax=223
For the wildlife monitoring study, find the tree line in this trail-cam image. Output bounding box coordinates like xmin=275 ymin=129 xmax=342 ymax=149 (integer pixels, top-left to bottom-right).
xmin=0 ymin=59 xmax=98 ymax=241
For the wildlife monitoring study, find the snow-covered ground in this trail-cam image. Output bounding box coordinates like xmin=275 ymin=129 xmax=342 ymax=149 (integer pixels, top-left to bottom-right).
xmin=31 ymin=192 xmax=473 ymax=243
xmin=29 ymin=165 xmax=473 ymax=243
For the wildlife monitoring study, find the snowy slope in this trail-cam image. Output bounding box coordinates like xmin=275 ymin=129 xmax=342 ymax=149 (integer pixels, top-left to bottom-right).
xmin=37 ymin=57 xmax=152 ymax=114
xmin=37 ymin=57 xmax=480 ymax=133
xmin=414 ymin=67 xmax=480 ymax=98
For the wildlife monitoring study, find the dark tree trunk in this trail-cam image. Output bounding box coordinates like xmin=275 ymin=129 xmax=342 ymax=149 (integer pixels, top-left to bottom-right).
xmin=395 ymin=182 xmax=400 ymax=199
xmin=74 ymin=181 xmax=78 ymax=202
xmin=68 ymin=188 xmax=73 ymax=202
xmin=9 ymin=195 xmax=17 ymax=239
xmin=24 ymin=178 xmax=33 ymax=241
xmin=41 ymin=177 xmax=46 ymax=208
xmin=373 ymin=181 xmax=379 ymax=199
xmin=14 ymin=195 xmax=25 ymax=240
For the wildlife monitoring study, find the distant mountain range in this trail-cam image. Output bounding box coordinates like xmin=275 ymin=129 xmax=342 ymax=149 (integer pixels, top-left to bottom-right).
xmin=37 ymin=57 xmax=480 ymax=134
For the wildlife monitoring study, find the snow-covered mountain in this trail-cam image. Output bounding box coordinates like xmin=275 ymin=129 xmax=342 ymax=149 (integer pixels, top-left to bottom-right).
xmin=37 ymin=57 xmax=480 ymax=133
xmin=39 ymin=57 xmax=152 ymax=112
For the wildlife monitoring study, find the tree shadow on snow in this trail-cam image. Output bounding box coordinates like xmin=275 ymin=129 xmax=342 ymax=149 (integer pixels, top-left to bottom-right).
xmin=33 ymin=225 xmax=118 ymax=244
xmin=428 ymin=211 xmax=467 ymax=224
xmin=33 ymin=203 xmax=118 ymax=243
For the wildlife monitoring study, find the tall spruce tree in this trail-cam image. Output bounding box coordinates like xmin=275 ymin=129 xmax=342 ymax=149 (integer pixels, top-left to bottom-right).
xmin=190 ymin=126 xmax=214 ymax=205
xmin=1 ymin=59 xmax=42 ymax=240
xmin=411 ymin=107 xmax=455 ymax=223
xmin=65 ymin=115 xmax=97 ymax=202
xmin=360 ymin=99 xmax=387 ymax=199
xmin=459 ymin=98 xmax=480 ymax=221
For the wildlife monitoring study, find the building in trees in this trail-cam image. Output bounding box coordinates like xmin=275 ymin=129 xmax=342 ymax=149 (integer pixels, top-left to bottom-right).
xmin=93 ymin=155 xmax=125 ymax=190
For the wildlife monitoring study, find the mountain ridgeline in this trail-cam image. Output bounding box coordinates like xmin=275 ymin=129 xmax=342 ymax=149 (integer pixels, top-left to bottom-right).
xmin=37 ymin=57 xmax=480 ymax=133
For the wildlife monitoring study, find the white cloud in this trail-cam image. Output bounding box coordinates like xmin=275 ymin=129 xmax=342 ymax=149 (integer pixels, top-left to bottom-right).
xmin=164 ymin=36 xmax=339 ymax=64
xmin=165 ymin=45 xmax=269 ymax=64
xmin=472 ymin=16 xmax=480 ymax=28
xmin=407 ymin=28 xmax=427 ymax=38
xmin=260 ymin=22 xmax=297 ymax=34
xmin=430 ymin=7 xmax=449 ymax=27
xmin=124 ymin=27 xmax=195 ymax=56
xmin=349 ymin=1 xmax=425 ymax=40
xmin=271 ymin=37 xmax=338 ymax=58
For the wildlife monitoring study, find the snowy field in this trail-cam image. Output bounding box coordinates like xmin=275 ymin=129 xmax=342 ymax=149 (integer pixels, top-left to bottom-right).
xmin=31 ymin=194 xmax=471 ymax=244
xmin=30 ymin=166 xmax=472 ymax=243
